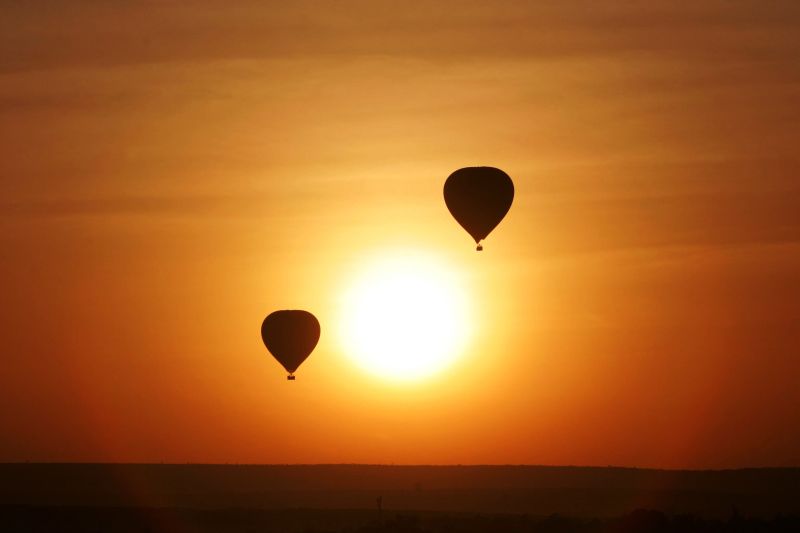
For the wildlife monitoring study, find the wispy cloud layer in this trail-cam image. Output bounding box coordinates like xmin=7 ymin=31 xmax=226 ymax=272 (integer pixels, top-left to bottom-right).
xmin=1 ymin=1 xmax=799 ymax=467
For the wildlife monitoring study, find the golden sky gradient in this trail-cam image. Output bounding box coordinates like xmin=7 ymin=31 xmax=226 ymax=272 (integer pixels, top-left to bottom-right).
xmin=1 ymin=1 xmax=799 ymax=468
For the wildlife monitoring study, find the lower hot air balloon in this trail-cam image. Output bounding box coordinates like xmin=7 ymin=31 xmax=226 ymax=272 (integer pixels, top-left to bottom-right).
xmin=444 ymin=166 xmax=514 ymax=251
xmin=261 ymin=310 xmax=320 ymax=380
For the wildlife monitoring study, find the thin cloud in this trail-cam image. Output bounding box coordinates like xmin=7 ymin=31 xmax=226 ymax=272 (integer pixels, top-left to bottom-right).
xmin=2 ymin=1 xmax=799 ymax=72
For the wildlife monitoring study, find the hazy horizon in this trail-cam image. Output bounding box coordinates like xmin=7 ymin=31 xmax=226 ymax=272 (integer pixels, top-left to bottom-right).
xmin=3 ymin=462 xmax=799 ymax=471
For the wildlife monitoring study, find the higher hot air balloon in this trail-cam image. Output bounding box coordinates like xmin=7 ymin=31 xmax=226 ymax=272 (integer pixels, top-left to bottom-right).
xmin=444 ymin=166 xmax=514 ymax=251
xmin=261 ymin=310 xmax=320 ymax=380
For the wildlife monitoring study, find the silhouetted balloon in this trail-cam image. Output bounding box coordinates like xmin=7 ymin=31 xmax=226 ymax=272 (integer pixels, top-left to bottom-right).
xmin=261 ymin=310 xmax=320 ymax=380
xmin=444 ymin=167 xmax=514 ymax=251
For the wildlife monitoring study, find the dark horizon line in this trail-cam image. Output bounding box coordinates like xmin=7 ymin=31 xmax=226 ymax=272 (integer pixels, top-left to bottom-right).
xmin=2 ymin=462 xmax=798 ymax=472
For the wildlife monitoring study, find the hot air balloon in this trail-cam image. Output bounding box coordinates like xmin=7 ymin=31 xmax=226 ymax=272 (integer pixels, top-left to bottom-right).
xmin=443 ymin=166 xmax=514 ymax=251
xmin=261 ymin=310 xmax=320 ymax=380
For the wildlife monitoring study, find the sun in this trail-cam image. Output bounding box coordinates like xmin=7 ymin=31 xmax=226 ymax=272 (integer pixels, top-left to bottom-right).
xmin=338 ymin=251 xmax=472 ymax=382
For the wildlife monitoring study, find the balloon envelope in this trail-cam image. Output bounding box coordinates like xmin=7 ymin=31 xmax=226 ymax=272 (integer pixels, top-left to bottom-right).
xmin=261 ymin=310 xmax=320 ymax=377
xmin=444 ymin=167 xmax=514 ymax=250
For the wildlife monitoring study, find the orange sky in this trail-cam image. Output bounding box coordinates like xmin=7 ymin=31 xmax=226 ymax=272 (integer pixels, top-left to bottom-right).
xmin=1 ymin=1 xmax=799 ymax=468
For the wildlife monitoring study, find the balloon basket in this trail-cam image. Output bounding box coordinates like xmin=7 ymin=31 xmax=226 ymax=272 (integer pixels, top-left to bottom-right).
xmin=287 ymin=375 xmax=296 ymax=381
xmin=476 ymin=244 xmax=483 ymax=251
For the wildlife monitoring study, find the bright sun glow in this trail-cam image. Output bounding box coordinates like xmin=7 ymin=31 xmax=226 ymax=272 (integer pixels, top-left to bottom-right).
xmin=339 ymin=252 xmax=472 ymax=382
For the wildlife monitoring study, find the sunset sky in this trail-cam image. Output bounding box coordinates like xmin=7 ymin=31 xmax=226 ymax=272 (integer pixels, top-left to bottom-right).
xmin=1 ymin=1 xmax=799 ymax=469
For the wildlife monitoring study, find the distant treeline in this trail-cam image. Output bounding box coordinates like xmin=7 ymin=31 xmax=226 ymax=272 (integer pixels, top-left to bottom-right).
xmin=2 ymin=506 xmax=799 ymax=533
xmin=2 ymin=464 xmax=799 ymax=518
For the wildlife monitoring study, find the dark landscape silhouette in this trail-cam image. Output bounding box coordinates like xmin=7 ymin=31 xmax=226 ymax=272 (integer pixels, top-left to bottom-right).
xmin=2 ymin=464 xmax=799 ymax=532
